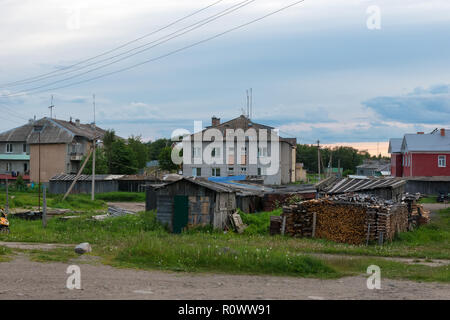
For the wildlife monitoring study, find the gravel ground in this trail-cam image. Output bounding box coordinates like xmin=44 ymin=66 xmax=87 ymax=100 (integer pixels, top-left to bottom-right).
xmin=0 ymin=254 xmax=448 ymax=300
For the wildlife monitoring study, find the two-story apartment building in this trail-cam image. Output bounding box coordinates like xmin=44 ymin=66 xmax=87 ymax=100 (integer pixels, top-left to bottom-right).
xmin=389 ymin=129 xmax=450 ymax=178
xmin=0 ymin=117 xmax=109 ymax=183
xmin=182 ymin=115 xmax=297 ymax=185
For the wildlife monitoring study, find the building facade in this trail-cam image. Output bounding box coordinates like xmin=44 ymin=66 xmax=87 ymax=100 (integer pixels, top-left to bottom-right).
xmin=0 ymin=117 xmax=109 ymax=183
xmin=182 ymin=115 xmax=297 ymax=185
xmin=389 ymin=129 xmax=450 ymax=178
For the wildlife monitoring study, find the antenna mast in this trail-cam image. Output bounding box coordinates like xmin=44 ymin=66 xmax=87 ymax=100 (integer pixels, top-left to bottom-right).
xmin=48 ymin=95 xmax=54 ymax=118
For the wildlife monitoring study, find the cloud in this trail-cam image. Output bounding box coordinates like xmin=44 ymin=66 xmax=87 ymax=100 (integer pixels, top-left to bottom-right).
xmin=363 ymin=84 xmax=450 ymax=124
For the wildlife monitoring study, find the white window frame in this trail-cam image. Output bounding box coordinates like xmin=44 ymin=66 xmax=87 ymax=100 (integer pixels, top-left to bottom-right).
xmin=211 ymin=147 xmax=221 ymax=158
xmin=212 ymin=167 xmax=221 ymax=177
xmin=438 ymin=155 xmax=446 ymax=168
xmin=192 ymin=167 xmax=201 ymax=177
xmin=193 ymin=147 xmax=202 ymax=159
xmin=6 ymin=162 xmax=11 ymax=171
xmin=258 ymin=147 xmax=268 ymax=157
xmin=6 ymin=143 xmax=12 ymax=153
xmin=240 ymin=166 xmax=247 ymax=173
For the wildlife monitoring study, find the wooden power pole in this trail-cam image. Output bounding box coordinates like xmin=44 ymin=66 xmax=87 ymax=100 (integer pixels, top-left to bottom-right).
xmin=317 ymin=140 xmax=321 ymax=181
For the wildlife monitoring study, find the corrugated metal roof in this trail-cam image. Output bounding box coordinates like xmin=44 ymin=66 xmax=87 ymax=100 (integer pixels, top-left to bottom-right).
xmin=388 ymin=138 xmax=402 ymax=153
xmin=50 ymin=174 xmax=124 ymax=181
xmin=318 ymin=177 xmax=405 ymax=194
xmin=403 ymin=130 xmax=450 ymax=152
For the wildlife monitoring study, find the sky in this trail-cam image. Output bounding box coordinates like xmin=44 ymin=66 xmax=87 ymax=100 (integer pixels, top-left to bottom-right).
xmin=0 ymin=0 xmax=449 ymax=156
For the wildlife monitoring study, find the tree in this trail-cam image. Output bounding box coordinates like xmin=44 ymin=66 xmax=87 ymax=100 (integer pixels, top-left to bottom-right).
xmin=148 ymin=138 xmax=171 ymax=160
xmin=109 ymin=140 xmax=139 ymax=174
xmin=82 ymin=147 xmax=109 ymax=175
xmin=158 ymin=146 xmax=178 ymax=172
xmin=127 ymin=135 xmax=149 ymax=170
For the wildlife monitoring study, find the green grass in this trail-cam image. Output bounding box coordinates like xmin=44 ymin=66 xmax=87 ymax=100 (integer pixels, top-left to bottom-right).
xmin=95 ymin=192 xmax=145 ymax=202
xmin=419 ymin=196 xmax=437 ymax=204
xmin=0 ymin=246 xmax=12 ymax=262
xmin=0 ymin=206 xmax=448 ymax=281
xmin=326 ymin=257 xmax=450 ymax=283
xmin=241 ymin=208 xmax=282 ymax=235
xmin=26 ymin=248 xmax=79 ymax=263
xmin=0 ymin=191 xmax=145 ymax=211
xmin=1 ymin=191 xmax=106 ymax=210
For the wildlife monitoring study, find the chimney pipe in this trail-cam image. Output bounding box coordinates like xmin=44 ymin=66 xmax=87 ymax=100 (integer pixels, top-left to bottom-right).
xmin=212 ymin=116 xmax=220 ymax=127
xmin=75 ymin=119 xmax=80 ymax=127
xmin=441 ymin=128 xmax=445 ymax=137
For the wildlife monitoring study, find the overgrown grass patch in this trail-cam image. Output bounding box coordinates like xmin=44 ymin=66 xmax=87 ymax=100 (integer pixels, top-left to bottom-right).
xmin=95 ymin=192 xmax=145 ymax=202
xmin=112 ymin=235 xmax=339 ymax=278
xmin=26 ymin=248 xmax=79 ymax=263
xmin=2 ymin=191 xmax=106 ymax=210
xmin=0 ymin=246 xmax=12 ymax=262
xmin=419 ymin=196 xmax=437 ymax=204
xmin=326 ymin=257 xmax=450 ymax=283
xmin=241 ymin=208 xmax=282 ymax=235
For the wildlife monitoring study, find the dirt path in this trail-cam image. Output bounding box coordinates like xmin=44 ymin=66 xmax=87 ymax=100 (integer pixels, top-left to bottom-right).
xmin=0 ymin=254 xmax=448 ymax=300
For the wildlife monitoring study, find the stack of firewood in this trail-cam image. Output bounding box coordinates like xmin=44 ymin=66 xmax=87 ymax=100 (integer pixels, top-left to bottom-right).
xmin=276 ymin=194 xmax=408 ymax=245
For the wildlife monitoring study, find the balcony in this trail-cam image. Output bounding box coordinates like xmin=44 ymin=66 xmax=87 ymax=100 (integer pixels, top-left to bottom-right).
xmin=70 ymin=153 xmax=84 ymax=161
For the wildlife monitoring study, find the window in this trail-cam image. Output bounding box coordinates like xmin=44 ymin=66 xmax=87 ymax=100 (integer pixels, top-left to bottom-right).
xmin=211 ymin=147 xmax=221 ymax=158
xmin=438 ymin=155 xmax=446 ymax=168
xmin=212 ymin=168 xmax=221 ymax=177
xmin=193 ymin=147 xmax=201 ymax=158
xmin=192 ymin=168 xmax=201 ymax=177
xmin=23 ymin=144 xmax=27 ymax=153
xmin=24 ymin=163 xmax=28 ymax=172
xmin=228 ymin=167 xmax=234 ymax=172
xmin=258 ymin=167 xmax=267 ymax=175
xmin=258 ymin=147 xmax=268 ymax=157
xmin=258 ymin=168 xmax=261 ymax=175
xmin=240 ymin=167 xmax=247 ymax=173
xmin=6 ymin=143 xmax=12 ymax=153
xmin=6 ymin=163 xmax=11 ymax=171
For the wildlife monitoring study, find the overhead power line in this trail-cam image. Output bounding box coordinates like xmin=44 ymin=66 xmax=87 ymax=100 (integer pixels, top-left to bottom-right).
xmin=1 ymin=0 xmax=256 ymax=96
xmin=1 ymin=0 xmax=306 ymax=98
xmin=0 ymin=0 xmax=225 ymax=88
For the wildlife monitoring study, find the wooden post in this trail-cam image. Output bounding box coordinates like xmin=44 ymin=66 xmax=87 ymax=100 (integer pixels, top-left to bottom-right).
xmin=63 ymin=147 xmax=93 ymax=200
xmin=91 ymin=138 xmax=96 ymax=201
xmin=42 ymin=186 xmax=47 ymax=228
xmin=312 ymin=212 xmax=317 ymax=238
xmin=366 ymin=223 xmax=371 ymax=246
xmin=378 ymin=232 xmax=384 ymax=246
xmin=5 ymin=179 xmax=9 ymax=215
xmin=281 ymin=215 xmax=286 ymax=235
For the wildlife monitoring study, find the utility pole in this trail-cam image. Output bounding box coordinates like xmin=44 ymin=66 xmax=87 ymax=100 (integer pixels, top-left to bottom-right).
xmin=48 ymin=95 xmax=54 ymax=119
xmin=317 ymin=140 xmax=321 ymax=181
xmin=91 ymin=94 xmax=96 ymax=201
xmin=33 ymin=124 xmax=43 ymax=212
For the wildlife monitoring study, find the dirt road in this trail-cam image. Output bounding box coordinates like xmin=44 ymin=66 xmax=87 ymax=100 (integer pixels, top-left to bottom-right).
xmin=0 ymin=254 xmax=448 ymax=300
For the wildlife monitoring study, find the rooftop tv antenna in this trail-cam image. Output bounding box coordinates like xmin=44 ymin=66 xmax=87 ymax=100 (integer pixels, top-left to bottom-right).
xmin=48 ymin=95 xmax=55 ymax=118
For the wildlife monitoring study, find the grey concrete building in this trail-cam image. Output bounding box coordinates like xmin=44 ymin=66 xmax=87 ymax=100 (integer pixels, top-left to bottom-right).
xmin=182 ymin=115 xmax=297 ymax=185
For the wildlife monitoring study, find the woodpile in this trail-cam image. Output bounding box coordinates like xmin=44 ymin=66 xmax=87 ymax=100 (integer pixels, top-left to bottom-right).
xmin=271 ymin=194 xmax=409 ymax=245
xmin=403 ymin=194 xmax=431 ymax=229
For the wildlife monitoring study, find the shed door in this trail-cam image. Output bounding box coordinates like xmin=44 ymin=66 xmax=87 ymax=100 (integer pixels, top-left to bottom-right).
xmin=173 ymin=195 xmax=189 ymax=234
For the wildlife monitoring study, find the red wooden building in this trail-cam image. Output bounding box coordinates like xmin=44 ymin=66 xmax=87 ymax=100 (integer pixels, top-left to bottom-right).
xmin=389 ymin=129 xmax=450 ymax=178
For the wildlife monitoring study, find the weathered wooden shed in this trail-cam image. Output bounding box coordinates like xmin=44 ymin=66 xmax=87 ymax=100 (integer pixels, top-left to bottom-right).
xmin=49 ymin=174 xmax=123 ymax=194
xmin=149 ymin=177 xmax=237 ymax=233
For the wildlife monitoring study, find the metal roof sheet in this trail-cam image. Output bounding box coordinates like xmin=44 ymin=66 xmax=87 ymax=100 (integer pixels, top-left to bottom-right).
xmin=388 ymin=138 xmax=403 ymax=153
xmin=319 ymin=177 xmax=405 ymax=194
xmin=403 ymin=130 xmax=450 ymax=152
